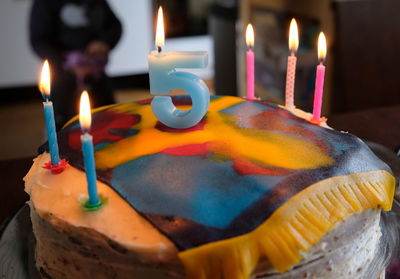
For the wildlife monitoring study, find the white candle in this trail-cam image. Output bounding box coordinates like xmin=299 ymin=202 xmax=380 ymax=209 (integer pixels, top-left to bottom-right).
xmin=285 ymin=18 xmax=299 ymax=108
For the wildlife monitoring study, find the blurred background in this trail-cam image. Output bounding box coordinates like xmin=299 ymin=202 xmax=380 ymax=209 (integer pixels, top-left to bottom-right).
xmin=1 ymin=0 xmax=400 ymax=160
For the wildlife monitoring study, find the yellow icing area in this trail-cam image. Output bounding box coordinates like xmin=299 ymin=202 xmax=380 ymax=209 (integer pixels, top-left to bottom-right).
xmin=178 ymin=170 xmax=395 ymax=279
xmin=106 ymin=96 xmax=244 ymax=130
xmin=94 ymin=97 xmax=333 ymax=170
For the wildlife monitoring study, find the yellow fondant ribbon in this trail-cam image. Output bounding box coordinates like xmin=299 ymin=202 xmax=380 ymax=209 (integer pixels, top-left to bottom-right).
xmin=178 ymin=170 xmax=395 ymax=279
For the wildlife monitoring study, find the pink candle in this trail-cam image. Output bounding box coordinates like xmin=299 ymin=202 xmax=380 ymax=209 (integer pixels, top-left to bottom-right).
xmin=246 ymin=24 xmax=255 ymax=100
xmin=285 ymin=54 xmax=297 ymax=108
xmin=285 ymin=18 xmax=299 ymax=108
xmin=312 ymin=63 xmax=326 ymax=120
xmin=247 ymin=49 xmax=255 ymax=100
xmin=312 ymin=32 xmax=327 ymax=121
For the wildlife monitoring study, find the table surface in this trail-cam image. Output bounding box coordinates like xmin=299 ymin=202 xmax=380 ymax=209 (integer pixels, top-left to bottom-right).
xmin=0 ymin=157 xmax=31 ymax=228
xmin=328 ymin=105 xmax=400 ymax=152
xmin=1 ymin=105 xmax=399 ymax=226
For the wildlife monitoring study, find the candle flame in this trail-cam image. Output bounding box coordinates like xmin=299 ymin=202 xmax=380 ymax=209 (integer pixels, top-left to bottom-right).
xmin=246 ymin=24 xmax=254 ymax=48
xmin=79 ymin=90 xmax=92 ymax=132
xmin=39 ymin=60 xmax=51 ymax=99
xmin=289 ymin=18 xmax=299 ymax=52
xmin=155 ymin=6 xmax=165 ymax=50
xmin=318 ymin=32 xmax=327 ymax=61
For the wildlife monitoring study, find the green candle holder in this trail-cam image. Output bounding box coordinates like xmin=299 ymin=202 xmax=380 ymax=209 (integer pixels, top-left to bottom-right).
xmin=81 ymin=194 xmax=108 ymax=211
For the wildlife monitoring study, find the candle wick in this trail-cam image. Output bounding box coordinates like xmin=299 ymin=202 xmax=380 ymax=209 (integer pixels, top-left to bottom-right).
xmin=45 ymin=97 xmax=49 ymax=103
xmin=157 ymin=46 xmax=162 ymax=53
xmin=291 ymin=50 xmax=295 ymax=56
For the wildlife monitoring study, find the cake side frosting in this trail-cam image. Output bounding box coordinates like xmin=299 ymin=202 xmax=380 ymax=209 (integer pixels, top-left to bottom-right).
xmin=25 ymin=153 xmax=383 ymax=279
xmin=37 ymin=96 xmax=395 ymax=278
xmin=24 ymin=154 xmax=178 ymax=263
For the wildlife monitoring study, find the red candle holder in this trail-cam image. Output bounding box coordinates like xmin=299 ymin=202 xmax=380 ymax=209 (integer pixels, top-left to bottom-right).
xmin=308 ymin=116 xmax=327 ymax=126
xmin=42 ymin=159 xmax=68 ymax=174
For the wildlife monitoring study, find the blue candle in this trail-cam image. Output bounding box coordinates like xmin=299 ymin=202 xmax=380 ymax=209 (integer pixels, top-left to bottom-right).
xmin=39 ymin=61 xmax=60 ymax=165
xmin=148 ymin=7 xmax=210 ymax=129
xmin=43 ymin=101 xmax=60 ymax=165
xmin=79 ymin=91 xmax=100 ymax=207
xmin=81 ymin=133 xmax=99 ymax=206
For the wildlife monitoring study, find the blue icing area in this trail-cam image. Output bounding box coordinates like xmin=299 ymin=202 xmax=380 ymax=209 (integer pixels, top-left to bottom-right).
xmin=210 ymin=95 xmax=222 ymax=101
xmin=222 ymin=101 xmax=272 ymax=116
xmin=68 ymin=122 xmax=80 ymax=130
xmin=94 ymin=142 xmax=112 ymax=151
xmin=109 ymin=128 xmax=139 ymax=137
xmin=221 ymin=101 xmax=272 ymax=129
xmin=320 ymin=131 xmax=354 ymax=156
xmin=111 ymin=153 xmax=282 ymax=229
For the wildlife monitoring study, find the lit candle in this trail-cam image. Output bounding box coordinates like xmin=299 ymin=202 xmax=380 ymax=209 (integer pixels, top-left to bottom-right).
xmin=312 ymin=32 xmax=327 ymax=121
xmin=39 ymin=60 xmax=60 ymax=166
xmin=79 ymin=91 xmax=101 ymax=208
xmin=246 ymin=24 xmax=255 ymax=100
xmin=285 ymin=18 xmax=299 ymax=108
xmin=148 ymin=7 xmax=210 ymax=129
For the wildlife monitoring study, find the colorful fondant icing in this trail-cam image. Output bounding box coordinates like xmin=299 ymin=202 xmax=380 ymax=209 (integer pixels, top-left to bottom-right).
xmin=40 ymin=95 xmax=395 ymax=278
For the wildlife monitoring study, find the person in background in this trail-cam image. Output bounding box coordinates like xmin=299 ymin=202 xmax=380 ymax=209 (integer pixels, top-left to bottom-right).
xmin=30 ymin=0 xmax=122 ymax=130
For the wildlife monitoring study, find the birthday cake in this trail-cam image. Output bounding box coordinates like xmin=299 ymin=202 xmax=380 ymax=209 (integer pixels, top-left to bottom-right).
xmin=24 ymin=95 xmax=395 ymax=279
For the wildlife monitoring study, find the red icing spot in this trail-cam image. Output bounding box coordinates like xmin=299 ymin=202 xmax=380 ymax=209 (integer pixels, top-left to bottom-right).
xmin=68 ymin=111 xmax=140 ymax=149
xmin=162 ymin=143 xmax=209 ymax=156
xmin=162 ymin=142 xmax=292 ymax=177
xmin=172 ymin=97 xmax=193 ymax=106
xmin=233 ymin=158 xmax=292 ymax=176
xmin=156 ymin=119 xmax=206 ymax=133
xmin=136 ymin=98 xmax=152 ymax=105
xmin=98 ymin=168 xmax=113 ymax=181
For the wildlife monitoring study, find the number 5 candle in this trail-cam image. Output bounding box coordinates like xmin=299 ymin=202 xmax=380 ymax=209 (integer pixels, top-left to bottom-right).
xmin=148 ymin=7 xmax=210 ymax=129
xmin=312 ymin=32 xmax=327 ymax=122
